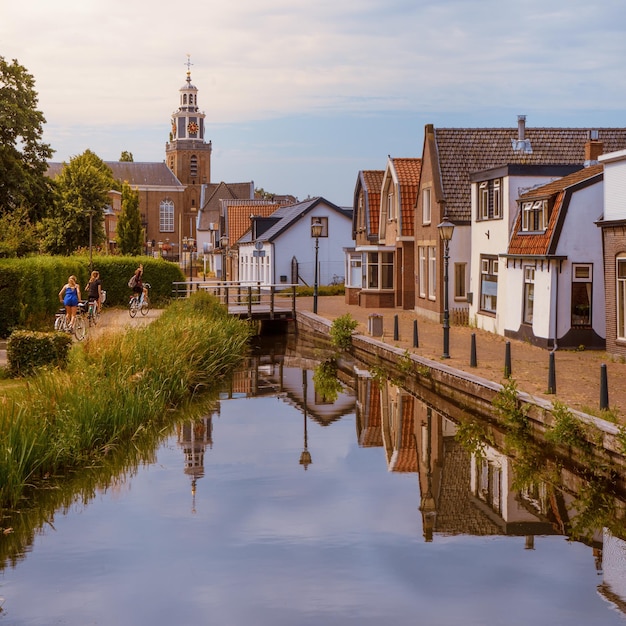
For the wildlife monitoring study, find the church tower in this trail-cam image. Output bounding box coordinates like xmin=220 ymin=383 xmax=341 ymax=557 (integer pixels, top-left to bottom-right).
xmin=165 ymin=57 xmax=212 ymax=237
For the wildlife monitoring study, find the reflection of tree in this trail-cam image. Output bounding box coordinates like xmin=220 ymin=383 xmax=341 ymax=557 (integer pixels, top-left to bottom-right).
xmin=312 ymin=359 xmax=342 ymax=403
xmin=0 ymin=401 xmax=218 ymax=572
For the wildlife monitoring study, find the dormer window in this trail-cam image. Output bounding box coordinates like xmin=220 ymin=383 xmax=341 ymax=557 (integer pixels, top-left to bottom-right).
xmin=521 ymin=200 xmax=548 ymax=232
xmin=478 ymin=178 xmax=503 ymax=221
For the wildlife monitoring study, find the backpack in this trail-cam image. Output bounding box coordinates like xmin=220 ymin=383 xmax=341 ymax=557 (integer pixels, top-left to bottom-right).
xmin=128 ymin=274 xmax=137 ymax=288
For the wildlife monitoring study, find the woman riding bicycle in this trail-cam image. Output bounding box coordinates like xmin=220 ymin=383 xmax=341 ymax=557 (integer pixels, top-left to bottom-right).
xmin=59 ymin=275 xmax=81 ymax=330
xmin=86 ymin=270 xmax=103 ymax=313
xmin=129 ymin=264 xmax=147 ymax=302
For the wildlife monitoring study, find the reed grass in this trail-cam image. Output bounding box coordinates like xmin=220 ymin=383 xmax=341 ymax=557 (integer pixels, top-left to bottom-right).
xmin=0 ymin=292 xmax=252 ymax=509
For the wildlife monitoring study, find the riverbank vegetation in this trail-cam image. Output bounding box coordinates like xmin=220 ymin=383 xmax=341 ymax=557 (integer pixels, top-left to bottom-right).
xmin=0 ymin=292 xmax=252 ymax=510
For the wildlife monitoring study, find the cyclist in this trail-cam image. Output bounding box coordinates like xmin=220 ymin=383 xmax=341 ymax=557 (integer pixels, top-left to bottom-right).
xmin=129 ymin=264 xmax=148 ymax=303
xmin=86 ymin=270 xmax=103 ymax=313
xmin=58 ymin=275 xmax=81 ymax=330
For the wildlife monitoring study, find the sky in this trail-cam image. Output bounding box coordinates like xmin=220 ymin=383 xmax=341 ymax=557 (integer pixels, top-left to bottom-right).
xmin=3 ymin=0 xmax=626 ymax=206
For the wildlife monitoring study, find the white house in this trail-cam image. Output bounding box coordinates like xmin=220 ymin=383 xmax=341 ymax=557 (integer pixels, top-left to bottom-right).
xmin=499 ymin=164 xmax=605 ymax=349
xmin=237 ymin=197 xmax=353 ymax=287
xmin=469 ymin=164 xmax=580 ymax=335
xmin=597 ymin=148 xmax=626 ymax=357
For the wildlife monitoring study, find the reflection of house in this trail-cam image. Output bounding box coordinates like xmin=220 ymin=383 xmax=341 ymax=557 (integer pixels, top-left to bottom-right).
xmin=599 ymin=529 xmax=626 ymax=616
xmin=597 ymin=149 xmax=626 ymax=357
xmin=354 ymin=369 xmax=383 ymax=448
xmin=379 ymin=380 xmax=417 ymax=471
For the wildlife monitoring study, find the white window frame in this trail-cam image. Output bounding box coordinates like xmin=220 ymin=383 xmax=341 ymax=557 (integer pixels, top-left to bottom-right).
xmin=428 ymin=245 xmax=436 ymax=301
xmin=388 ymin=192 xmax=395 ymax=221
xmin=572 ymin=263 xmax=593 ymax=328
xmin=418 ymin=246 xmax=426 ymax=298
xmin=365 ymin=251 xmax=394 ymax=291
xmin=523 ymin=266 xmax=535 ymax=324
xmin=493 ymin=179 xmax=502 ymax=219
xmin=522 ymin=200 xmax=547 ymax=232
xmin=618 ymin=257 xmax=626 ymax=341
xmin=480 ymin=256 xmax=498 ymax=314
xmin=480 ymin=182 xmax=489 ymax=220
xmin=422 ymin=188 xmax=431 ymax=225
xmin=159 ymin=199 xmax=175 ymax=232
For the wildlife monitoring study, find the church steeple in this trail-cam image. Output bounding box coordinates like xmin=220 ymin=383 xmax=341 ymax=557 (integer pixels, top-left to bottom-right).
xmin=170 ymin=55 xmax=206 ymax=141
xmin=166 ymin=55 xmax=212 ymax=186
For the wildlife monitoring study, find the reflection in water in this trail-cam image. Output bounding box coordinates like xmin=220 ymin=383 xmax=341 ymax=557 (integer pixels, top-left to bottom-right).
xmin=2 ymin=333 xmax=626 ymax=624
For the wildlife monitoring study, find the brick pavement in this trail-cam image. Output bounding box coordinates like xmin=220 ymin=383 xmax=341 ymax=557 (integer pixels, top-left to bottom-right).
xmin=301 ymin=296 xmax=626 ymax=425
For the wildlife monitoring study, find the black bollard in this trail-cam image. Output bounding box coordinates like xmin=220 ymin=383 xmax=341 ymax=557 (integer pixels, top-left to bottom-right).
xmin=394 ymin=314 xmax=399 ymax=341
xmin=413 ymin=319 xmax=419 ymax=348
xmin=600 ymin=363 xmax=609 ymax=410
xmin=547 ymin=351 xmax=556 ymax=394
xmin=470 ymin=333 xmax=477 ymax=367
xmin=504 ymin=341 xmax=512 ymax=378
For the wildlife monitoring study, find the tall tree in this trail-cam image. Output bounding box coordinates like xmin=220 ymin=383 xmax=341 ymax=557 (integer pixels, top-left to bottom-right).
xmin=119 ymin=151 xmax=134 ymax=162
xmin=40 ymin=150 xmax=115 ymax=255
xmin=117 ymin=181 xmax=143 ymax=255
xmin=0 ymin=56 xmax=55 ymax=219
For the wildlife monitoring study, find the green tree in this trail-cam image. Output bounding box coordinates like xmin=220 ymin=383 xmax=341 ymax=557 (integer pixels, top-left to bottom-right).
xmin=40 ymin=150 xmax=115 ymax=255
xmin=0 ymin=206 xmax=40 ymax=257
xmin=0 ymin=56 xmax=55 ymax=220
xmin=119 ymin=151 xmax=134 ymax=162
xmin=117 ymin=181 xmax=143 ymax=255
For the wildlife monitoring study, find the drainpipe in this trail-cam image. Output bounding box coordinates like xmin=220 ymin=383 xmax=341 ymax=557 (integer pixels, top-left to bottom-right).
xmin=552 ymin=259 xmax=559 ymax=351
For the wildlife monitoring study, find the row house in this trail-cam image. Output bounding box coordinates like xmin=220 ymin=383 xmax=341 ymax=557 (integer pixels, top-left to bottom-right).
xmin=346 ymin=158 xmax=421 ymax=309
xmin=597 ymin=149 xmax=626 ymax=357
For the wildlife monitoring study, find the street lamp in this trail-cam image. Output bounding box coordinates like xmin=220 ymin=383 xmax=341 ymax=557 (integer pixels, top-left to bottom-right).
xmin=437 ymin=209 xmax=455 ymax=359
xmin=311 ymin=219 xmax=323 ymax=314
xmin=182 ymin=236 xmax=188 ymax=275
xmin=299 ymin=370 xmax=312 ymax=470
xmin=188 ymin=237 xmax=195 ymax=281
xmin=220 ymin=235 xmax=229 ymax=281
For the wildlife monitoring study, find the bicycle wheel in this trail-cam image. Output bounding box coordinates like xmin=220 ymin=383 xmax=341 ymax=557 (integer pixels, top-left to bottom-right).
xmin=54 ymin=315 xmax=63 ymax=331
xmin=140 ymin=296 xmax=150 ymax=316
xmin=129 ymin=298 xmax=138 ymax=318
xmin=74 ymin=315 xmax=86 ymax=341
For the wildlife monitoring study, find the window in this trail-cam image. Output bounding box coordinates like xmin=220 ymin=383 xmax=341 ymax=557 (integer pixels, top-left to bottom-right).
xmin=159 ymin=199 xmax=174 ymax=232
xmin=523 ymin=266 xmax=535 ymax=324
xmin=522 ymin=200 xmax=548 ymax=232
xmin=618 ymin=257 xmax=626 ymax=340
xmin=190 ymin=155 xmax=198 ymax=178
xmin=480 ymin=256 xmax=498 ymax=313
xmin=418 ymin=246 xmax=426 ymax=298
xmin=428 ymin=246 xmax=436 ymax=300
xmin=572 ymin=263 xmax=592 ymax=327
xmin=388 ymin=193 xmax=395 ymax=221
xmin=422 ymin=188 xmax=431 ymax=224
xmin=454 ymin=263 xmax=467 ymax=299
xmin=311 ymin=216 xmax=328 ymax=237
xmin=365 ymin=252 xmax=393 ymax=290
xmin=478 ymin=178 xmax=503 ymax=221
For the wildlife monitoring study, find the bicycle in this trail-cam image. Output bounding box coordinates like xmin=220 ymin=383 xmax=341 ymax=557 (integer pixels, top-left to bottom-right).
xmin=54 ymin=302 xmax=87 ymax=340
xmin=129 ymin=283 xmax=151 ymax=318
xmin=87 ymin=290 xmax=105 ymax=326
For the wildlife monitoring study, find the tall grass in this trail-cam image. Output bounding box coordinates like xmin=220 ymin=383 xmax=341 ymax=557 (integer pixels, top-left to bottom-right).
xmin=0 ymin=292 xmax=252 ymax=509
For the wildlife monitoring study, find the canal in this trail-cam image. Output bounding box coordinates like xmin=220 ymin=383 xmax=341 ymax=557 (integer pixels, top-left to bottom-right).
xmin=0 ymin=333 xmax=625 ymax=625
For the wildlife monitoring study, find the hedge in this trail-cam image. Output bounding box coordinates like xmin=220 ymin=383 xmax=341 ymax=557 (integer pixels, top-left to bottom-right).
xmin=0 ymin=255 xmax=185 ymax=337
xmin=7 ymin=330 xmax=73 ymax=376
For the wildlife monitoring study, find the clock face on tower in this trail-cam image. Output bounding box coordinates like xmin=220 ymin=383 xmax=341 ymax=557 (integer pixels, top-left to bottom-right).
xmin=187 ymin=121 xmax=199 ymax=135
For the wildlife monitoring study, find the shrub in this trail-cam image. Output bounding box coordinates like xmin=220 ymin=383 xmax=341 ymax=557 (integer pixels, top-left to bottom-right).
xmin=7 ymin=330 xmax=73 ymax=376
xmin=313 ymin=359 xmax=342 ymax=402
xmin=329 ymin=313 xmax=358 ymax=351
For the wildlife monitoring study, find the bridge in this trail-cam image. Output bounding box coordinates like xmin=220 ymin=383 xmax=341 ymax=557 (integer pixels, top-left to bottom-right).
xmin=172 ymin=281 xmax=298 ymax=323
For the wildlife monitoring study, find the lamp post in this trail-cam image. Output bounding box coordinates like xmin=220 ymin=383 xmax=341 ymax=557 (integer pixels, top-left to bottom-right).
xmin=182 ymin=236 xmax=188 ymax=277
xmin=220 ymin=235 xmax=229 ymax=281
xmin=311 ymin=219 xmax=323 ymax=314
xmin=437 ymin=211 xmax=455 ymax=359
xmin=299 ymin=370 xmax=312 ymax=470
xmin=188 ymin=237 xmax=195 ymax=282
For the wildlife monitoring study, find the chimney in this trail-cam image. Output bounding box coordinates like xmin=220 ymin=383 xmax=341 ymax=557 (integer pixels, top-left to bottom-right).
xmin=517 ymin=115 xmax=526 ymax=140
xmin=585 ymin=130 xmax=603 ymax=164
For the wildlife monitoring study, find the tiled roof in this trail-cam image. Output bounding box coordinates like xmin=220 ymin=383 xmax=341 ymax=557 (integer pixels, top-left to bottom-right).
xmin=433 ymin=126 xmax=626 ymax=223
xmin=197 ymin=182 xmax=254 ymax=230
xmin=508 ymin=164 xmax=603 ymax=256
xmin=47 ymin=161 xmax=184 ymax=188
xmin=223 ymin=200 xmax=280 ymax=245
xmin=361 ymin=170 xmax=384 ymax=235
xmin=392 ymin=158 xmax=421 ymax=237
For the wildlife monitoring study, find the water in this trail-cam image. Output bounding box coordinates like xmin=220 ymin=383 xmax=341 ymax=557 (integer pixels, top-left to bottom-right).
xmin=1 ymin=337 xmax=625 ymax=625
